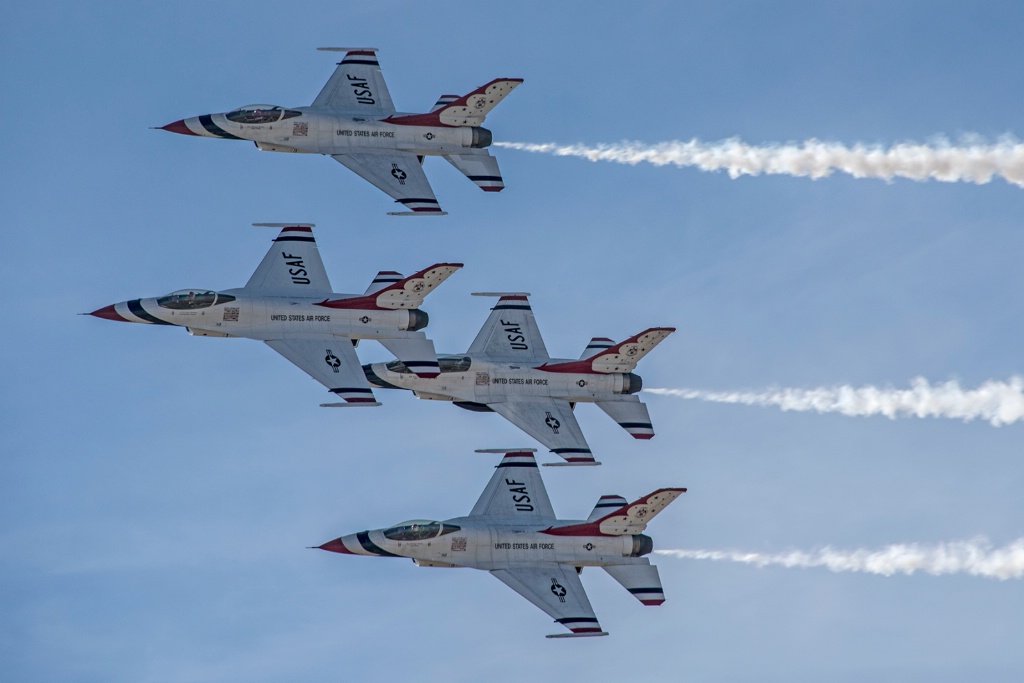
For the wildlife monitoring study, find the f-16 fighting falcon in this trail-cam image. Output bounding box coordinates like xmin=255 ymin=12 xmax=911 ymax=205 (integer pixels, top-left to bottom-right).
xmin=160 ymin=48 xmax=522 ymax=216
xmin=364 ymin=294 xmax=675 ymax=465
xmin=89 ymin=224 xmax=461 ymax=406
xmin=318 ymin=448 xmax=686 ymax=637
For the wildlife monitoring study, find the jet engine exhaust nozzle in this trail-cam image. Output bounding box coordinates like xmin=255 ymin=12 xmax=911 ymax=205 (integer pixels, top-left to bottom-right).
xmin=471 ymin=127 xmax=493 ymax=149
xmin=406 ymin=309 xmax=429 ymax=332
xmin=630 ymin=534 xmax=654 ymax=557
xmin=621 ymin=372 xmax=643 ymax=394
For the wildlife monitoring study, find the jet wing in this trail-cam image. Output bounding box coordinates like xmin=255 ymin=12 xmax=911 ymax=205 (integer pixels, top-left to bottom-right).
xmin=265 ymin=335 xmax=379 ymax=405
xmin=490 ymin=563 xmax=607 ymax=638
xmin=245 ymin=224 xmax=332 ymax=296
xmin=470 ymin=450 xmax=555 ymax=520
xmin=331 ymin=152 xmax=444 ymax=215
xmin=489 ymin=398 xmax=596 ymax=465
xmin=467 ymin=294 xmax=549 ymax=360
xmin=312 ymin=49 xmax=396 ymax=116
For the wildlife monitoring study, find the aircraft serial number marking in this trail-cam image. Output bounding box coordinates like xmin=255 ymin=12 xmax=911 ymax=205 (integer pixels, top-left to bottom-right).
xmin=270 ymin=314 xmax=332 ymax=322
xmin=493 ymin=542 xmax=556 ymax=550
xmin=491 ymin=377 xmax=548 ymax=385
xmin=336 ymin=129 xmax=395 ymax=138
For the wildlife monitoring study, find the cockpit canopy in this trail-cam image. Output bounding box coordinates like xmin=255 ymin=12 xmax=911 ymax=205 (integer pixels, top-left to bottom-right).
xmin=156 ymin=290 xmax=236 ymax=310
xmin=382 ymin=520 xmax=461 ymax=542
xmin=225 ymin=105 xmax=302 ymax=124
xmin=386 ymin=356 xmax=471 ymax=375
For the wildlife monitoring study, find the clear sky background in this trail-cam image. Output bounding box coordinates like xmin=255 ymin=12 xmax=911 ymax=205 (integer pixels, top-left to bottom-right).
xmin=2 ymin=2 xmax=1022 ymax=681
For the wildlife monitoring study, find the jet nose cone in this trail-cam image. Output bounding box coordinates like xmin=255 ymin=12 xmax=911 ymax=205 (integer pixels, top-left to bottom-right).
xmin=318 ymin=537 xmax=353 ymax=554
xmin=90 ymin=304 xmax=128 ymax=322
xmin=160 ymin=119 xmax=198 ymax=136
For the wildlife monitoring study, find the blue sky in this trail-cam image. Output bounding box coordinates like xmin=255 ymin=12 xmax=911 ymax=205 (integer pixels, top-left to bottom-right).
xmin=2 ymin=2 xmax=1022 ymax=681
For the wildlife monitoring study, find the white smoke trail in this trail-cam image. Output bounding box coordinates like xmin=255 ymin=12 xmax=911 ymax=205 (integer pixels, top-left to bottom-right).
xmin=656 ymin=537 xmax=1024 ymax=580
xmin=494 ymin=137 xmax=1024 ymax=187
xmin=644 ymin=377 xmax=1024 ymax=427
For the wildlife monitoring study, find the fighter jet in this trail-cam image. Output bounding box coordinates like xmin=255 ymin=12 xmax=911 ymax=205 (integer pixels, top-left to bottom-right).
xmin=363 ymin=294 xmax=675 ymax=464
xmin=318 ymin=448 xmax=685 ymax=637
xmin=160 ymin=48 xmax=523 ymax=216
xmin=89 ymin=223 xmax=461 ymax=406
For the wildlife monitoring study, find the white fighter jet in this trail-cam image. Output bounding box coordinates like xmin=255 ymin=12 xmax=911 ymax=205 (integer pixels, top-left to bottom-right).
xmin=89 ymin=223 xmax=461 ymax=406
xmin=363 ymin=294 xmax=675 ymax=464
xmin=318 ymin=448 xmax=686 ymax=637
xmin=160 ymin=48 xmax=522 ymax=216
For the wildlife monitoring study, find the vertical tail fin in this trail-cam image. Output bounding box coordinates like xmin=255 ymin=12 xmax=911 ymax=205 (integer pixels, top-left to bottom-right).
xmin=538 ymin=328 xmax=675 ymax=374
xmin=384 ymin=78 xmax=524 ymax=127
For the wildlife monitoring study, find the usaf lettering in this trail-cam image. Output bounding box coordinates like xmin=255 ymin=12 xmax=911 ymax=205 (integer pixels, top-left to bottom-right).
xmin=346 ymin=74 xmax=375 ymax=105
xmin=501 ymin=319 xmax=528 ymax=350
xmin=505 ymin=478 xmax=533 ymax=511
xmin=281 ymin=252 xmax=310 ymax=285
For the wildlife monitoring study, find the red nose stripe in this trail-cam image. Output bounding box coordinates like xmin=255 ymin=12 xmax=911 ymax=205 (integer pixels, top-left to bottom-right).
xmin=90 ymin=304 xmax=129 ymax=322
xmin=318 ymin=538 xmax=354 ymax=554
xmin=160 ymin=119 xmax=198 ymax=136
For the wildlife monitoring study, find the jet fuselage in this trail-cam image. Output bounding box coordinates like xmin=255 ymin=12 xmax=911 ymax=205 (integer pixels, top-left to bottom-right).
xmin=365 ymin=356 xmax=642 ymax=405
xmin=93 ymin=289 xmax=428 ymax=341
xmin=322 ymin=517 xmax=652 ymax=571
xmin=166 ymin=107 xmax=492 ymax=157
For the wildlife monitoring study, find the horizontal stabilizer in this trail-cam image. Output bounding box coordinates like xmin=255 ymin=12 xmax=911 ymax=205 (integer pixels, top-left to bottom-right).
xmin=587 ymin=495 xmax=627 ymax=522
xmin=320 ymin=401 xmax=382 ymax=407
xmin=444 ymin=152 xmax=504 ymax=192
xmin=545 ymin=631 xmax=609 ymax=639
xmin=431 ymin=94 xmax=460 ymax=112
xmin=364 ymin=271 xmax=404 ymax=296
xmin=386 ymin=211 xmax=449 ymax=217
xmin=580 ymin=337 xmax=614 ymax=360
xmin=538 ymin=327 xmax=675 ymax=375
xmin=596 ymin=398 xmax=655 ymax=440
xmin=603 ymin=562 xmax=665 ymax=606
xmin=317 ymin=263 xmax=462 ymax=310
xmin=377 ymin=336 xmax=440 ymax=378
xmin=543 ymin=488 xmax=686 ymax=537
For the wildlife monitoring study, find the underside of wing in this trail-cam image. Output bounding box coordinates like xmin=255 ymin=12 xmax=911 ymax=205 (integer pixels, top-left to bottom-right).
xmin=245 ymin=225 xmax=332 ymax=296
xmin=312 ymin=49 xmax=396 ymax=116
xmin=489 ymin=399 xmax=595 ymax=465
xmin=467 ymin=294 xmax=549 ymax=360
xmin=331 ymin=152 xmax=444 ymax=215
xmin=490 ymin=563 xmax=606 ymax=638
xmin=469 ymin=450 xmax=555 ymax=520
xmin=265 ymin=335 xmax=379 ymax=405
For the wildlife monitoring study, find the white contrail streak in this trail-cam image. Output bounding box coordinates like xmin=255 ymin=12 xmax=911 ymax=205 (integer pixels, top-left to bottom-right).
xmin=644 ymin=377 xmax=1024 ymax=426
xmin=494 ymin=137 xmax=1024 ymax=187
xmin=656 ymin=537 xmax=1024 ymax=580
